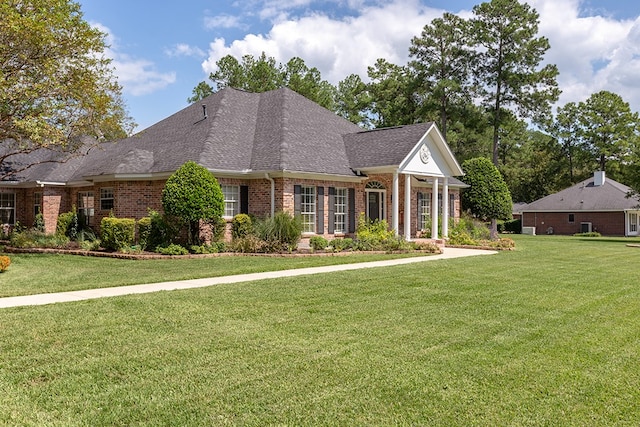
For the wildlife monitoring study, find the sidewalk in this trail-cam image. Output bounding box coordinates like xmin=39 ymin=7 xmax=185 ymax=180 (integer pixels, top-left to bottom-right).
xmin=0 ymin=247 xmax=496 ymax=309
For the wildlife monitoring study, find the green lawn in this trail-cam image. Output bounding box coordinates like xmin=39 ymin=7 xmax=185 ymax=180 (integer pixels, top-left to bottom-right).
xmin=0 ymin=251 xmax=428 ymax=297
xmin=1 ymin=235 xmax=640 ymax=425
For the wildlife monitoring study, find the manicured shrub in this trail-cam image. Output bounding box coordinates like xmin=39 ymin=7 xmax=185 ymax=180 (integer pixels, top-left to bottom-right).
xmin=137 ymin=216 xmax=152 ymax=250
xmin=231 ymin=214 xmax=253 ymax=239
xmin=162 ymin=161 xmax=224 ymax=245
xmin=0 ymin=255 xmax=10 ymax=272
xmin=573 ymin=232 xmax=602 ymax=237
xmin=156 ymin=243 xmax=189 ymax=255
xmin=309 ymin=236 xmax=328 ymax=251
xmin=499 ymin=219 xmax=521 ymax=234
xmin=100 ymin=216 xmax=136 ymax=251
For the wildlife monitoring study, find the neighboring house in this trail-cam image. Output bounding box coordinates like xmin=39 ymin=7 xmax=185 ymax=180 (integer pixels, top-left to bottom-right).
xmin=521 ymin=171 xmax=640 ymax=236
xmin=0 ymin=87 xmax=466 ymax=241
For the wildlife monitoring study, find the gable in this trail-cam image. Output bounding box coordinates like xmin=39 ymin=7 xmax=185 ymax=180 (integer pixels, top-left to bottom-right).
xmin=398 ymin=127 xmax=462 ymax=177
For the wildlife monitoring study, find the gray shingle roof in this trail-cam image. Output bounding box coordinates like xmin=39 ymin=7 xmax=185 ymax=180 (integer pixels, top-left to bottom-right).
xmin=344 ymin=123 xmax=434 ymax=169
xmin=522 ymin=174 xmax=639 ymax=212
xmin=2 ymin=87 xmax=459 ymax=184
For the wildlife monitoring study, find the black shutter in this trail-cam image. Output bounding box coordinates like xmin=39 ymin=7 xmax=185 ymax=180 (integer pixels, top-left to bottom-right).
xmin=328 ymin=187 xmax=335 ymax=234
xmin=317 ymin=186 xmax=324 ymax=234
xmin=348 ymin=188 xmax=356 ymax=233
xmin=240 ymin=185 xmax=249 ymax=214
xmin=294 ymin=185 xmax=301 ymax=217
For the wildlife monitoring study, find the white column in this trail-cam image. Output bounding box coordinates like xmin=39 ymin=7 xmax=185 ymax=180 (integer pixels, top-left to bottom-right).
xmin=392 ymin=171 xmax=399 ymax=235
xmin=404 ymin=174 xmax=411 ymax=241
xmin=442 ymin=177 xmax=449 ymax=238
xmin=431 ymin=177 xmax=439 ymax=240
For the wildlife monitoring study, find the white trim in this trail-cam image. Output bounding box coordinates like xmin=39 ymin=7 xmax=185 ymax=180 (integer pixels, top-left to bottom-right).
xmin=431 ymin=177 xmax=439 ymax=239
xmin=392 ymin=171 xmax=399 ymax=235
xmin=404 ymin=174 xmax=411 ymax=241
xmin=442 ymin=177 xmax=449 ymax=238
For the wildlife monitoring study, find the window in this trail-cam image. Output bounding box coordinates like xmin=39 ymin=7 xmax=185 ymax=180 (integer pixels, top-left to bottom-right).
xmin=221 ymin=185 xmax=240 ymax=218
xmin=334 ymin=188 xmax=347 ymax=233
xmin=301 ymin=186 xmax=316 ymax=233
xmin=34 ymin=192 xmax=42 ymax=217
xmin=100 ymin=188 xmax=114 ymax=211
xmin=419 ymin=193 xmax=431 ymax=230
xmin=630 ymin=213 xmax=638 ymax=233
xmin=568 ymin=213 xmax=575 ymax=223
xmin=77 ymin=192 xmax=94 ymax=226
xmin=0 ymin=193 xmax=15 ymax=225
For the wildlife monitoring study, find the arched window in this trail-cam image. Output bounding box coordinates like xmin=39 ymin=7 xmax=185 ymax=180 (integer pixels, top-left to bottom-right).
xmin=365 ymin=181 xmax=385 ymax=190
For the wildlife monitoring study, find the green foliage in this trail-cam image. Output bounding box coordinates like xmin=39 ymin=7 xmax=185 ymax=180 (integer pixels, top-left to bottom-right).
xmin=309 ymin=236 xmax=328 ymax=251
xmin=162 ymin=161 xmax=224 ymax=245
xmin=231 ymin=214 xmax=253 ymax=240
xmin=34 ymin=213 xmax=45 ymax=233
xmin=461 ymin=157 xmax=512 ymax=222
xmin=137 ymin=216 xmax=152 ymax=251
xmin=209 ymin=216 xmax=227 ymax=243
xmin=189 ymin=243 xmax=226 ymax=254
xmin=230 ymin=235 xmax=266 ymax=254
xmin=573 ymin=231 xmax=602 ymax=237
xmin=354 ymin=213 xmax=409 ymax=251
xmin=143 ymin=210 xmax=178 ymax=250
xmin=330 ymin=238 xmax=354 ymax=252
xmin=448 ymin=215 xmax=491 ymax=246
xmin=156 ymin=243 xmax=189 ymax=256
xmin=100 ymin=216 xmax=136 ymax=252
xmin=498 ymin=219 xmax=522 ymax=234
xmin=55 ymin=208 xmax=80 ymax=240
xmin=10 ymin=230 xmax=70 ymax=248
xmin=253 ymin=211 xmax=302 ymax=252
xmin=0 ymin=0 xmax=134 ymax=180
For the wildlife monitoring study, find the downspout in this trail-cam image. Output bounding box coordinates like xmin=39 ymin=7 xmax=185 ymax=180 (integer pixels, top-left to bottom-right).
xmin=265 ymin=173 xmax=275 ymax=218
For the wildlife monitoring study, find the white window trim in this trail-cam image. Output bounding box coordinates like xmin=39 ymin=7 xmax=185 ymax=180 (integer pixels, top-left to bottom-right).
xmin=0 ymin=193 xmax=16 ymax=225
xmin=221 ymin=185 xmax=240 ymax=218
xmin=301 ymin=185 xmax=316 ymax=234
xmin=334 ymin=187 xmax=347 ymax=234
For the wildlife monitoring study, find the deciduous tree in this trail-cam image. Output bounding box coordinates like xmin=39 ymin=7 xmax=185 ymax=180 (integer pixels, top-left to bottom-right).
xmin=1 ymin=0 xmax=134 ymax=180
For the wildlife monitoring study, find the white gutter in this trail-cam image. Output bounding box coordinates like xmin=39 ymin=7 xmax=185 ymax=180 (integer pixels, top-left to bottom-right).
xmin=265 ymin=173 xmax=275 ymax=218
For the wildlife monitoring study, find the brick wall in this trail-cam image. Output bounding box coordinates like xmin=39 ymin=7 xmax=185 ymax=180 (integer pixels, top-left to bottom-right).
xmin=522 ymin=211 xmax=626 ymax=236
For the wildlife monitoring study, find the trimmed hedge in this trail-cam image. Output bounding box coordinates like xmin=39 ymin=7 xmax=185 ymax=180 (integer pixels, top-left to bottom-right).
xmin=101 ymin=217 xmax=136 ymax=251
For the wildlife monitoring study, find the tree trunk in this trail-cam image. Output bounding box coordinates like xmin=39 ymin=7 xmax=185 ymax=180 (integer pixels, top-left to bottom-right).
xmin=490 ymin=218 xmax=499 ymax=240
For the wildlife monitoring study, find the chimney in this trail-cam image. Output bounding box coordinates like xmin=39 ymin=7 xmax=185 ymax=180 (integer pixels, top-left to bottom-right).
xmin=594 ymin=170 xmax=605 ymax=186
xmin=202 ymin=104 xmax=208 ymax=119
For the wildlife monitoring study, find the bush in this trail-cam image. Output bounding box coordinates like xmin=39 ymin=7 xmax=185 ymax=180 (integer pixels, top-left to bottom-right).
xmin=209 ymin=216 xmax=227 ymax=243
xmin=354 ymin=213 xmax=396 ymax=251
xmin=309 ymin=236 xmax=328 ymax=251
xmin=254 ymin=211 xmax=302 ymax=252
xmin=231 ymin=214 xmax=253 ymax=240
xmin=499 ymin=219 xmax=521 ymax=234
xmin=56 ymin=208 xmax=80 ymax=240
xmin=330 ymin=238 xmax=353 ymax=252
xmin=189 ymin=242 xmax=226 ymax=254
xmin=34 ymin=212 xmax=45 ymax=232
xmin=573 ymin=232 xmax=602 ymax=237
xmin=0 ymin=255 xmax=10 ymax=272
xmin=10 ymin=230 xmax=69 ymax=248
xmin=100 ymin=216 xmax=136 ymax=252
xmin=230 ymin=235 xmax=265 ymax=253
xmin=137 ymin=216 xmax=152 ymax=250
xmin=156 ymin=243 xmax=189 ymax=255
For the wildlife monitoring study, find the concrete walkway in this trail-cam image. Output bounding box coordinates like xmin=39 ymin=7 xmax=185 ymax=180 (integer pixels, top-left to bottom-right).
xmin=0 ymin=247 xmax=496 ymax=309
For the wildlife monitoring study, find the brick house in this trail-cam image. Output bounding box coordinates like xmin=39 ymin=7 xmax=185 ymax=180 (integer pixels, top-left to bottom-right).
xmin=1 ymin=87 xmax=466 ymax=241
xmin=521 ymin=171 xmax=640 ymax=236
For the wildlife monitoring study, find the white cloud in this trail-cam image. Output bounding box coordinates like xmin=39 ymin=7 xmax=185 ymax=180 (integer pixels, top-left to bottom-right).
xmin=204 ymin=14 xmax=245 ymax=30
xmin=528 ymin=0 xmax=639 ymax=110
xmin=165 ymin=43 xmax=206 ymax=58
xmin=91 ymin=22 xmax=177 ymax=96
xmin=201 ymin=0 xmax=640 ymax=113
xmin=203 ymin=0 xmax=441 ymax=85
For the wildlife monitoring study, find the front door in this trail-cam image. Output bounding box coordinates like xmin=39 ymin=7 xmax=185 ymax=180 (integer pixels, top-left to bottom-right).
xmin=366 ymin=190 xmax=385 ymax=222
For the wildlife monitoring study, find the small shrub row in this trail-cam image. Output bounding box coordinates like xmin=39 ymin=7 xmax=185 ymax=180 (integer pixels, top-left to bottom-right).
xmin=573 ymin=231 xmax=602 ymax=237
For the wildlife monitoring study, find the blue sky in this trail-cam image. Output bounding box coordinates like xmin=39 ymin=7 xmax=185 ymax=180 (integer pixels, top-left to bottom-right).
xmin=77 ymin=0 xmax=640 ymax=132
